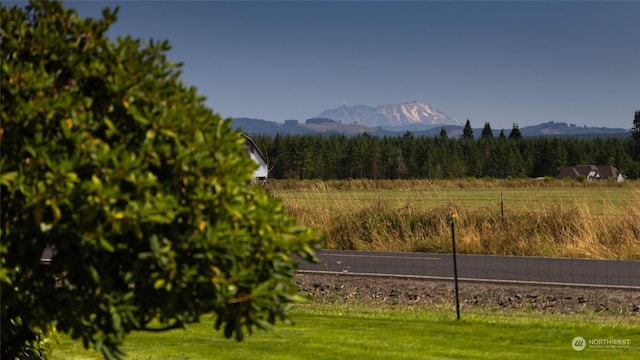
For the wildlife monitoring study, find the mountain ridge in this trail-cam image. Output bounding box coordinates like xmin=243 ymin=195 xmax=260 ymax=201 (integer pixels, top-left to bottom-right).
xmin=231 ymin=117 xmax=629 ymax=139
xmin=231 ymin=102 xmax=629 ymax=138
xmin=317 ymin=101 xmax=460 ymax=127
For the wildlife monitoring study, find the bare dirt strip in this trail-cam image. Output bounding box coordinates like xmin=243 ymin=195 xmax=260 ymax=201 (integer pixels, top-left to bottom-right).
xmin=295 ymin=273 xmax=640 ymax=316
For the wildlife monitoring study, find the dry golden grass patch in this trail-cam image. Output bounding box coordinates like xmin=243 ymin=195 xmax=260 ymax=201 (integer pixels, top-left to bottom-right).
xmin=273 ymin=179 xmax=640 ymax=260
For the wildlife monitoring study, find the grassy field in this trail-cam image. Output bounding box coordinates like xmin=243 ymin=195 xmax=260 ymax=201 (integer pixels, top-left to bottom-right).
xmin=272 ymin=180 xmax=636 ymax=214
xmin=52 ymin=305 xmax=640 ymax=360
xmin=50 ymin=179 xmax=639 ymax=359
xmin=269 ymin=179 xmax=640 ymax=260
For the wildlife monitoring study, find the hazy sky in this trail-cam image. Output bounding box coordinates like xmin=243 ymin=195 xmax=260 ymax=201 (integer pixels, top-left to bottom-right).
xmin=46 ymin=1 xmax=640 ymax=128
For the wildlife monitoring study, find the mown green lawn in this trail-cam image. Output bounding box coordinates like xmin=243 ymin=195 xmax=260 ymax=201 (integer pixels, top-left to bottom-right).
xmin=52 ymin=305 xmax=639 ymax=360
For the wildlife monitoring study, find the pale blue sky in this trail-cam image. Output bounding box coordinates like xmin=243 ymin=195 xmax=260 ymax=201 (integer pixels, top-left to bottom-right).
xmin=31 ymin=1 xmax=640 ymax=128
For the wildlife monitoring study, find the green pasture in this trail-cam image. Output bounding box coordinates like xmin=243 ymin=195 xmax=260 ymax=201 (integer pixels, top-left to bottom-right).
xmin=275 ymin=184 xmax=639 ymax=216
xmin=52 ymin=306 xmax=640 ymax=360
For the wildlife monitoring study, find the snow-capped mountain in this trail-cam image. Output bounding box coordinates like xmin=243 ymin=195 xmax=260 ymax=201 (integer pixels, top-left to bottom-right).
xmin=318 ymin=101 xmax=460 ymax=127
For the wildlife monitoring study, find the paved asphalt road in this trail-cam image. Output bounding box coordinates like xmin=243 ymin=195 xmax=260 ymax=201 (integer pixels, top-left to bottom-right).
xmin=298 ymin=250 xmax=640 ymax=289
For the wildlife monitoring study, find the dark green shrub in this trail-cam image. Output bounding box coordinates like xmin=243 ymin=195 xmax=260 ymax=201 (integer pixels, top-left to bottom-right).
xmin=1 ymin=2 xmax=318 ymax=359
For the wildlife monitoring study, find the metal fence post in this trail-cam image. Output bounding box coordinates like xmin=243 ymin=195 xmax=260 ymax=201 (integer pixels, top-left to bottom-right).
xmin=450 ymin=212 xmax=461 ymax=320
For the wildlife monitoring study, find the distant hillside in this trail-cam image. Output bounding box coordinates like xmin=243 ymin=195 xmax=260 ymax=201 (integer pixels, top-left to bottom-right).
xmin=519 ymin=121 xmax=628 ymax=138
xmin=231 ymin=117 xmax=376 ymax=136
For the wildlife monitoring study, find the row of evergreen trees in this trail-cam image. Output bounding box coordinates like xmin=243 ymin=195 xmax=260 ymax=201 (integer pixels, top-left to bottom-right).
xmin=250 ymin=126 xmax=640 ymax=180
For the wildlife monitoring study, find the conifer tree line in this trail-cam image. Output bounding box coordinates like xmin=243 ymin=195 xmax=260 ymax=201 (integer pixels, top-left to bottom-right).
xmin=251 ymin=121 xmax=640 ymax=181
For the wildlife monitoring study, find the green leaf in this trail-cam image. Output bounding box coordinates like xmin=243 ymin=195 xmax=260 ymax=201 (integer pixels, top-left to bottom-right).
xmin=99 ymin=237 xmax=115 ymax=252
xmin=104 ymin=117 xmax=119 ymax=135
xmin=127 ymin=104 xmax=149 ymax=125
xmin=0 ymin=171 xmax=18 ymax=187
xmin=89 ymin=266 xmax=100 ymax=283
xmin=153 ymin=278 xmax=165 ymax=290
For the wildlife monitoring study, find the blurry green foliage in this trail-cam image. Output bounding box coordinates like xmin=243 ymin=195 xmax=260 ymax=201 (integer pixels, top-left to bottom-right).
xmin=1 ymin=1 xmax=318 ymax=359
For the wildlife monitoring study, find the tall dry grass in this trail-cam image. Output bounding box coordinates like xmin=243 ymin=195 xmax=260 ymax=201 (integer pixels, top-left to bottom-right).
xmin=277 ymin=179 xmax=640 ymax=260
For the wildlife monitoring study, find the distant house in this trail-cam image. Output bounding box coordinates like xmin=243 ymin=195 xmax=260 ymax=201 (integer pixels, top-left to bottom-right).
xmin=242 ymin=133 xmax=268 ymax=184
xmin=557 ymin=165 xmax=624 ymax=182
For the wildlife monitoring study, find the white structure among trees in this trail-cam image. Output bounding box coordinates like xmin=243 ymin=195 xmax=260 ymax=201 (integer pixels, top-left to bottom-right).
xmin=242 ymin=133 xmax=269 ymax=183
